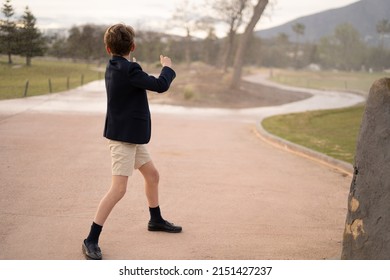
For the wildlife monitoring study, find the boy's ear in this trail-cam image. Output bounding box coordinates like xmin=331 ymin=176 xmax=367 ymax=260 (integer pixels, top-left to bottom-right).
xmin=106 ymin=46 xmax=112 ymax=55
xmin=131 ymin=43 xmax=136 ymax=52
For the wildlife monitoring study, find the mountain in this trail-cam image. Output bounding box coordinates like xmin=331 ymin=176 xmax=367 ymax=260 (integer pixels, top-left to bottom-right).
xmin=255 ymin=0 xmax=390 ymax=46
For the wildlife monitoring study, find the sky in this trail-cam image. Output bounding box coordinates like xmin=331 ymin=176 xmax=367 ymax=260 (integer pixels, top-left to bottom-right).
xmin=9 ymin=0 xmax=360 ymax=35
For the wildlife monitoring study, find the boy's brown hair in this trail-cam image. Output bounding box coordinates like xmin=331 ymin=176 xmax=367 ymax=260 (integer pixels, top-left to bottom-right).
xmin=104 ymin=24 xmax=135 ymax=56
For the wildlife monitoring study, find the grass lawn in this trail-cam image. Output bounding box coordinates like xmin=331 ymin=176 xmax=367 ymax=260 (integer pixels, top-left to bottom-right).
xmin=269 ymin=69 xmax=388 ymax=95
xmin=262 ymin=105 xmax=365 ymax=164
xmin=262 ymin=68 xmax=388 ymax=163
xmin=0 ymin=56 xmax=103 ymax=100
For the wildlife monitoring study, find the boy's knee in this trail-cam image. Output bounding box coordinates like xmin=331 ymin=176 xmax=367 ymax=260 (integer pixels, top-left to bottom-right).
xmin=108 ymin=185 xmax=127 ymax=202
xmin=147 ymin=169 xmax=159 ymax=186
xmin=116 ymin=186 xmax=127 ymax=199
xmin=110 ymin=176 xmax=128 ymax=200
xmin=139 ymin=162 xmax=159 ymax=186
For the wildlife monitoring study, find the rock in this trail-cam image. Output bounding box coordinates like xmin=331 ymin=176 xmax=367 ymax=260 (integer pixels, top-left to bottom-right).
xmin=342 ymin=78 xmax=390 ymax=259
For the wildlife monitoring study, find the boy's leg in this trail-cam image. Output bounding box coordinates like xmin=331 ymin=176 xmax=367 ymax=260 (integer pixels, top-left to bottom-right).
xmin=138 ymin=161 xmax=182 ymax=233
xmin=93 ymin=140 xmax=136 ymax=225
xmin=94 ymin=175 xmax=129 ymax=226
xmin=83 ymin=140 xmax=135 ymax=260
xmin=139 ymin=161 xmax=159 ymax=208
xmin=83 ymin=175 xmax=128 ymax=260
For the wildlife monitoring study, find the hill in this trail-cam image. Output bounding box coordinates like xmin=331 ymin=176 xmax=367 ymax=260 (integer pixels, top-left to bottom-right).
xmin=255 ymin=0 xmax=390 ymax=46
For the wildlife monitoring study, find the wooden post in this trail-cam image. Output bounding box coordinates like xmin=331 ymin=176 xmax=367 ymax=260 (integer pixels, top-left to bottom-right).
xmin=48 ymin=78 xmax=52 ymax=93
xmin=24 ymin=80 xmax=29 ymax=97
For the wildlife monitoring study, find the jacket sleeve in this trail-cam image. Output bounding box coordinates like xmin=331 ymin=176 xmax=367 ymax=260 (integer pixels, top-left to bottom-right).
xmin=127 ymin=63 xmax=176 ymax=93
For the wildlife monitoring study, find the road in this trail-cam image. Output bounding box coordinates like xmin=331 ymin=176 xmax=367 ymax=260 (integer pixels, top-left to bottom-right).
xmin=0 ymin=76 xmax=364 ymax=259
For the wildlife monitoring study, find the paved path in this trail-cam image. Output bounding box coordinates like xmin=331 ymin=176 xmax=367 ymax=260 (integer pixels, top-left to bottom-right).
xmin=0 ymin=76 xmax=364 ymax=260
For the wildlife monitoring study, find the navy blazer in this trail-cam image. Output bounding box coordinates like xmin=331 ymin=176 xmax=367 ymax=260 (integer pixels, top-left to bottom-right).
xmin=103 ymin=56 xmax=176 ymax=144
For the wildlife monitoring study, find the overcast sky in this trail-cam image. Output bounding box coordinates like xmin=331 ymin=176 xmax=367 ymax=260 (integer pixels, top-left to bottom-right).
xmin=10 ymin=0 xmax=360 ymax=34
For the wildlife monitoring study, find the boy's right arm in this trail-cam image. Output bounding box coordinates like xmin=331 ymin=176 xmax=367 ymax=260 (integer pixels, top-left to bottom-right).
xmin=127 ymin=55 xmax=176 ymax=93
xmin=160 ymin=55 xmax=172 ymax=68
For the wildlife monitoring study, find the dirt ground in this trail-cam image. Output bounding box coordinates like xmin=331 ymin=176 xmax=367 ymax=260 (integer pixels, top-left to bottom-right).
xmin=0 ymin=74 xmax=353 ymax=259
xmin=148 ymin=64 xmax=311 ymax=108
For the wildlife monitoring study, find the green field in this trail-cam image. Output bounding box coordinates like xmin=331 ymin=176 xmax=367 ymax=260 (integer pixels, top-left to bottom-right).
xmin=0 ymin=56 xmax=103 ymax=100
xmin=270 ymin=69 xmax=388 ymax=95
xmin=262 ymin=106 xmax=365 ymax=164
xmin=261 ymin=68 xmax=390 ymax=164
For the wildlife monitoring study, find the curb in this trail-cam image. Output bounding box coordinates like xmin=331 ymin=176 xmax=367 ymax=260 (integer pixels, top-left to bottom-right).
xmin=255 ymin=119 xmax=354 ymax=176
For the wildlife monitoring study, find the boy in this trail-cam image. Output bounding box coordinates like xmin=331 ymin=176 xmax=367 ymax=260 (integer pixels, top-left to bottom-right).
xmin=82 ymin=23 xmax=181 ymax=260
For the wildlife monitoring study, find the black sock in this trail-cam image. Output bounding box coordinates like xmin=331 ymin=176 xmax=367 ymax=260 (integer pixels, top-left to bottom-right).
xmin=149 ymin=206 xmax=164 ymax=223
xmin=86 ymin=222 xmax=103 ymax=244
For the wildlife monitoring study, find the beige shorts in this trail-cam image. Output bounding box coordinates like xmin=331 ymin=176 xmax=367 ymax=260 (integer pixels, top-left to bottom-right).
xmin=108 ymin=140 xmax=152 ymax=177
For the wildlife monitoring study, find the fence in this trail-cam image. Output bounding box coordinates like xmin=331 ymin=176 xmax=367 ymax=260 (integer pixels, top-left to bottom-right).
xmin=23 ymin=72 xmax=103 ymax=97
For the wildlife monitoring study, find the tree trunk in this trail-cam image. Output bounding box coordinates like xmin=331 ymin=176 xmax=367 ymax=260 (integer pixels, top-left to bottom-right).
xmin=230 ymin=0 xmax=268 ymax=90
xmin=185 ymin=28 xmax=191 ymax=68
xmin=26 ymin=56 xmax=31 ymax=67
xmin=7 ymin=52 xmax=13 ymax=64
xmin=222 ymin=30 xmax=235 ymax=73
xmin=294 ymin=36 xmax=299 ymax=69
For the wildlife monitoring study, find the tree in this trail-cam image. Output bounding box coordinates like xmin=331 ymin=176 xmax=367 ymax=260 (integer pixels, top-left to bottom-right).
xmin=230 ymin=0 xmax=268 ymax=89
xmin=57 ymin=24 xmax=106 ymax=62
xmin=201 ymin=26 xmax=219 ymax=65
xmin=211 ymin=0 xmax=250 ymax=72
xmin=318 ymin=23 xmax=365 ymax=71
xmin=48 ymin=36 xmax=68 ymax=58
xmin=171 ymin=0 xmax=202 ymax=67
xmin=0 ymin=0 xmax=17 ymax=64
xmin=292 ymin=22 xmax=305 ymax=42
xmin=376 ymin=19 xmax=390 ymax=49
xmin=366 ymin=19 xmax=390 ymax=71
xmin=79 ymin=24 xmax=105 ymax=62
xmin=66 ymin=26 xmax=83 ymax=60
xmin=19 ymin=6 xmax=46 ymax=66
xmin=253 ymin=33 xmax=292 ymax=68
xmin=135 ymin=31 xmax=166 ymax=64
xmin=292 ymin=22 xmax=305 ymax=68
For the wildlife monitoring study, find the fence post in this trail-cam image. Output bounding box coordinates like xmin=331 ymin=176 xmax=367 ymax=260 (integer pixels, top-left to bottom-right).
xmin=67 ymin=76 xmax=70 ymax=90
xmin=48 ymin=78 xmax=52 ymax=93
xmin=24 ymin=80 xmax=29 ymax=97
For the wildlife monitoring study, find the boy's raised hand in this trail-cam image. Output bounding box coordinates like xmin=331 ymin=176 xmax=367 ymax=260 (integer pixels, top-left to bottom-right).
xmin=160 ymin=55 xmax=172 ymax=68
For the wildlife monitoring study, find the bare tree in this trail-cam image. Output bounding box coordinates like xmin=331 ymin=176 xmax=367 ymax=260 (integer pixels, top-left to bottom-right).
xmin=230 ymin=0 xmax=268 ymax=89
xmin=211 ymin=0 xmax=250 ymax=72
xmin=171 ymin=0 xmax=202 ymax=67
